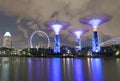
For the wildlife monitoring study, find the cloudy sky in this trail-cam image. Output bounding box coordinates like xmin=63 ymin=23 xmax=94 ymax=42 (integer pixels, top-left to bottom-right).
xmin=0 ymin=0 xmax=120 ymax=49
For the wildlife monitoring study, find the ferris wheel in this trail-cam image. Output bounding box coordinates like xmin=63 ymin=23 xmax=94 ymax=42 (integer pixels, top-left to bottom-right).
xmin=30 ymin=30 xmax=50 ymax=48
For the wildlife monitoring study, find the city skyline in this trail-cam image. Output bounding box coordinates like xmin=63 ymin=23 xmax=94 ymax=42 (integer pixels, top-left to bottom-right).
xmin=0 ymin=0 xmax=120 ymax=49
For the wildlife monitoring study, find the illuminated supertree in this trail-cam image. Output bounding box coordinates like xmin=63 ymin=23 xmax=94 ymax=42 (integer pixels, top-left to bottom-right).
xmin=45 ymin=20 xmax=70 ymax=53
xmin=79 ymin=14 xmax=111 ymax=53
xmin=69 ymin=28 xmax=89 ymax=53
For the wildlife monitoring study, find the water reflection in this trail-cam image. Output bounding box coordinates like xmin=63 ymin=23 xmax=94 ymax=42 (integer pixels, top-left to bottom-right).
xmin=0 ymin=57 xmax=9 ymax=81
xmin=116 ymin=58 xmax=120 ymax=73
xmin=62 ymin=58 xmax=74 ymax=81
xmin=73 ymin=59 xmax=84 ymax=81
xmin=87 ymin=58 xmax=92 ymax=80
xmin=51 ymin=58 xmax=62 ymax=81
xmin=0 ymin=57 xmax=120 ymax=81
xmin=28 ymin=58 xmax=33 ymax=81
xmin=90 ymin=58 xmax=103 ymax=81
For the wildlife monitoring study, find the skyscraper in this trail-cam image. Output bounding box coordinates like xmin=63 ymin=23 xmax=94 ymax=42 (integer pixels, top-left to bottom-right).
xmin=3 ymin=32 xmax=12 ymax=48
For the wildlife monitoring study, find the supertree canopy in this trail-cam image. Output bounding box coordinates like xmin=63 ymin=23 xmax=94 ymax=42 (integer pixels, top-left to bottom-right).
xmin=69 ymin=28 xmax=89 ymax=39
xmin=69 ymin=28 xmax=89 ymax=53
xmin=79 ymin=14 xmax=111 ymax=53
xmin=45 ymin=20 xmax=70 ymax=35
xmin=79 ymin=14 xmax=111 ymax=29
xmin=88 ymin=19 xmax=102 ymax=29
xmin=44 ymin=20 xmax=70 ymax=53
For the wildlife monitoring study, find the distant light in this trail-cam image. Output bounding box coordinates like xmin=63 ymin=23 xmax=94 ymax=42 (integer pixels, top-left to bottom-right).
xmin=74 ymin=31 xmax=82 ymax=39
xmin=52 ymin=24 xmax=62 ymax=35
xmin=4 ymin=32 xmax=11 ymax=37
xmin=88 ymin=19 xmax=101 ymax=28
xmin=116 ymin=51 xmax=120 ymax=56
xmin=95 ymin=49 xmax=99 ymax=53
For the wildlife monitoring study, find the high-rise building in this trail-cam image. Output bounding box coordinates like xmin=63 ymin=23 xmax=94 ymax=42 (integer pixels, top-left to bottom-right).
xmin=3 ymin=32 xmax=12 ymax=48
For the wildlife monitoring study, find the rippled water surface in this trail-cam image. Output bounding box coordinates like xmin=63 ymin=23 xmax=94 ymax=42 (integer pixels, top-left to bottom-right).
xmin=0 ymin=57 xmax=120 ymax=81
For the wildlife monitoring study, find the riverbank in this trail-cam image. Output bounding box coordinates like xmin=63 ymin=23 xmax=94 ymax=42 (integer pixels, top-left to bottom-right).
xmin=0 ymin=54 xmax=120 ymax=58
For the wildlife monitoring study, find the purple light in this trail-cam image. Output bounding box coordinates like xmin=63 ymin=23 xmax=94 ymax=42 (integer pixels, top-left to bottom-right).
xmin=52 ymin=24 xmax=62 ymax=35
xmin=44 ymin=20 xmax=70 ymax=35
xmin=79 ymin=14 xmax=111 ymax=28
xmin=69 ymin=28 xmax=89 ymax=39
xmin=88 ymin=19 xmax=101 ymax=28
xmin=74 ymin=31 xmax=82 ymax=39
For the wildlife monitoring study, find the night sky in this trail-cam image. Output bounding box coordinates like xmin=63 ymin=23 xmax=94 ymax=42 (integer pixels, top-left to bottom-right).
xmin=0 ymin=0 xmax=120 ymax=49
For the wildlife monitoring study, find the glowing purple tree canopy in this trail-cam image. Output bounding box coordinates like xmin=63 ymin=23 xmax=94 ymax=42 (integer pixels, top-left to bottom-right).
xmin=44 ymin=20 xmax=70 ymax=35
xmin=74 ymin=31 xmax=82 ymax=39
xmin=69 ymin=28 xmax=89 ymax=39
xmin=88 ymin=19 xmax=102 ymax=28
xmin=79 ymin=14 xmax=111 ymax=28
xmin=52 ymin=24 xmax=62 ymax=34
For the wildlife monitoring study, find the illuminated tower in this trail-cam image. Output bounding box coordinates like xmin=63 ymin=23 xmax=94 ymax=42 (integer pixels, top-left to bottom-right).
xmin=45 ymin=20 xmax=70 ymax=53
xmin=69 ymin=28 xmax=89 ymax=53
xmin=3 ymin=32 xmax=12 ymax=48
xmin=80 ymin=14 xmax=111 ymax=53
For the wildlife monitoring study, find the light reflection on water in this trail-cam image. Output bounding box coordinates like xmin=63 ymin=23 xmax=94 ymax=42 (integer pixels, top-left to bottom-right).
xmin=0 ymin=57 xmax=9 ymax=81
xmin=0 ymin=57 xmax=120 ymax=81
xmin=51 ymin=58 xmax=62 ymax=81
xmin=73 ymin=59 xmax=84 ymax=81
xmin=90 ymin=58 xmax=103 ymax=81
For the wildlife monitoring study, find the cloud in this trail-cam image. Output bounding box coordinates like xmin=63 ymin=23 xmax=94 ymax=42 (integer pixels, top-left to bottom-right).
xmin=0 ymin=0 xmax=120 ymax=48
xmin=0 ymin=0 xmax=89 ymax=22
xmin=17 ymin=25 xmax=28 ymax=38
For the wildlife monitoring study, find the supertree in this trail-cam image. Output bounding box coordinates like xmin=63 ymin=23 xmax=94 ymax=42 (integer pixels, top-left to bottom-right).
xmin=44 ymin=20 xmax=70 ymax=53
xmin=69 ymin=28 xmax=89 ymax=53
xmin=79 ymin=14 xmax=111 ymax=53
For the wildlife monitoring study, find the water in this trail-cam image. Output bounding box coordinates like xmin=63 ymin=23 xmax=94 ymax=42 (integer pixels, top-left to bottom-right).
xmin=0 ymin=57 xmax=120 ymax=81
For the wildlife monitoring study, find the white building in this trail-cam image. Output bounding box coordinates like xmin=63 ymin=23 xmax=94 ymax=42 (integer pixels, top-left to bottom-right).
xmin=3 ymin=32 xmax=12 ymax=48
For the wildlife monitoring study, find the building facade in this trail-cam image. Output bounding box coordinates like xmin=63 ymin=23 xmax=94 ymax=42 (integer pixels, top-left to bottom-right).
xmin=3 ymin=32 xmax=12 ymax=48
